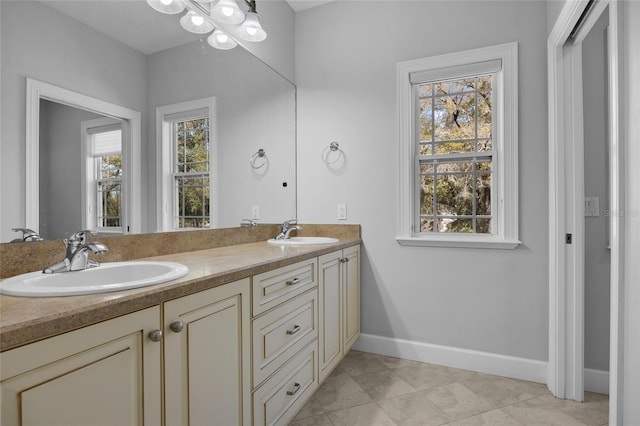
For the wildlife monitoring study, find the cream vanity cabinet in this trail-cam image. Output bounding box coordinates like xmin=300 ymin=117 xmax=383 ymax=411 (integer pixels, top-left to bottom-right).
xmin=163 ymin=278 xmax=251 ymax=426
xmin=318 ymin=245 xmax=361 ymax=382
xmin=0 ymin=279 xmax=251 ymax=426
xmin=251 ymin=258 xmax=320 ymax=426
xmin=0 ymin=306 xmax=162 ymax=425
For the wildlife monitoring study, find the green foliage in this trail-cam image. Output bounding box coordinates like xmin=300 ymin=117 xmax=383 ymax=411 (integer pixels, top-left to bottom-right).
xmin=175 ymin=118 xmax=211 ymax=228
xmin=418 ymin=76 xmax=494 ymax=234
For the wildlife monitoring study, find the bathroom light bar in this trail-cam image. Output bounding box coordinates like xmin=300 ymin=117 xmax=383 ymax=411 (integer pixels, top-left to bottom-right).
xmin=146 ymin=0 xmax=267 ymax=50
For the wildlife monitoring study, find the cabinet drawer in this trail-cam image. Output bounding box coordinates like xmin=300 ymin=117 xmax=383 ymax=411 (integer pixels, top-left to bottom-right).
xmin=252 ymin=289 xmax=317 ymax=386
xmin=253 ymin=342 xmax=318 ymax=426
xmin=252 ymin=258 xmax=317 ymax=316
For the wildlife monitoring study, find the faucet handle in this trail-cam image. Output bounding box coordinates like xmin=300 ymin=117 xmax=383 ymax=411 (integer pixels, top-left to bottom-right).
xmin=68 ymin=230 xmax=97 ymax=244
xmin=11 ymin=228 xmax=43 ymax=241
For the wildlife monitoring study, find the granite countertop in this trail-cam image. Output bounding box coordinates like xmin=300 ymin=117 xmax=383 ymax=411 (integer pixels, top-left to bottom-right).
xmin=0 ymin=238 xmax=360 ymax=352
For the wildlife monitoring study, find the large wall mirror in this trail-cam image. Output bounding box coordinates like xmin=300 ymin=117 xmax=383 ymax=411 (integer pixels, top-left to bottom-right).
xmin=0 ymin=0 xmax=296 ymax=242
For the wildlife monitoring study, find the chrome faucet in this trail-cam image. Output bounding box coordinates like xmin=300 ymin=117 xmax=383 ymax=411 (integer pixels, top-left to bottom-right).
xmin=43 ymin=230 xmax=108 ymax=274
xmin=275 ymin=219 xmax=302 ymax=240
xmin=11 ymin=228 xmax=43 ymax=242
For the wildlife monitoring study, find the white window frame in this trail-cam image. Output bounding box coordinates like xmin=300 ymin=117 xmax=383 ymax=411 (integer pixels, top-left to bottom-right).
xmin=396 ymin=42 xmax=520 ymax=249
xmin=81 ymin=117 xmax=125 ymax=235
xmin=156 ymin=97 xmax=218 ymax=231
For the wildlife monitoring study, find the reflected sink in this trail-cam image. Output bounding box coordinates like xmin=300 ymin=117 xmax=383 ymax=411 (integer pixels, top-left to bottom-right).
xmin=0 ymin=261 xmax=189 ymax=297
xmin=267 ymin=237 xmax=339 ymax=246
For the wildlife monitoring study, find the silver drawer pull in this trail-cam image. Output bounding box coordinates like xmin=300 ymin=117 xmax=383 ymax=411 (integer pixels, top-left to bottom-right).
xmin=287 ymin=382 xmax=301 ymax=396
xmin=286 ymin=325 xmax=301 ymax=335
xmin=285 ymin=277 xmax=301 ymax=286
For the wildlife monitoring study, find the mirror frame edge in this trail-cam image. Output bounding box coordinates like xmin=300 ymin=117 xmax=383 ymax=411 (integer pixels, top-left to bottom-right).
xmin=25 ymin=78 xmax=142 ymax=236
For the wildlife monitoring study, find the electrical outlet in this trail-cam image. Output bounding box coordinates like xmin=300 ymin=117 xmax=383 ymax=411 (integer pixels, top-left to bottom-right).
xmin=251 ymin=205 xmax=260 ymax=220
xmin=337 ymin=204 xmax=347 ymax=220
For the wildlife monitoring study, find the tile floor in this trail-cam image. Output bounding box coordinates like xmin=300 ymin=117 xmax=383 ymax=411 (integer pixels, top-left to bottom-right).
xmin=289 ymin=350 xmax=609 ymax=426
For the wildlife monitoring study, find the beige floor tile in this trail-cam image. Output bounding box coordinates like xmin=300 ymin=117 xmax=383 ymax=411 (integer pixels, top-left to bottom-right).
xmin=442 ymin=408 xmax=522 ymax=426
xmin=312 ymin=375 xmax=373 ymax=412
xmin=324 ymin=364 xmax=350 ymax=382
xmin=293 ymin=394 xmax=326 ymax=420
xmin=288 ymin=413 xmax=334 ymax=426
xmin=351 ymin=369 xmax=417 ymax=402
xmin=376 ymin=354 xmax=427 ymax=370
xmin=425 ymin=383 xmax=496 ymax=420
xmin=502 ymin=396 xmax=590 ymax=426
xmin=459 ymin=373 xmax=550 ymax=407
xmin=377 ymin=389 xmax=451 ymax=426
xmin=533 ymin=393 xmax=609 ymax=426
xmin=394 ymin=363 xmax=461 ymax=391
xmin=327 ymin=402 xmax=397 ymax=426
xmin=339 ymin=350 xmax=388 ymax=376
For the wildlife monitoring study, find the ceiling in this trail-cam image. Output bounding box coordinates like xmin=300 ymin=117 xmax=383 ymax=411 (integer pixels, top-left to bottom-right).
xmin=286 ymin=0 xmax=335 ymax=12
xmin=41 ymin=0 xmax=334 ymax=55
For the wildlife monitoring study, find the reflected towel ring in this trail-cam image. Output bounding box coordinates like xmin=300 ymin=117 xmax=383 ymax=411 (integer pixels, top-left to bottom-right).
xmin=322 ymin=141 xmax=343 ymax=164
xmin=250 ymin=148 xmax=267 ymax=169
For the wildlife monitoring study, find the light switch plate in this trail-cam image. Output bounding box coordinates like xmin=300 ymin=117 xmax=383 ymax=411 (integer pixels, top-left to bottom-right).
xmin=251 ymin=205 xmax=260 ymax=220
xmin=584 ymin=197 xmax=600 ymax=217
xmin=337 ymin=204 xmax=347 ymax=220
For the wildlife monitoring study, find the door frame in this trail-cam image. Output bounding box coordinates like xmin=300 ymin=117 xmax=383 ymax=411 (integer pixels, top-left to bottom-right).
xmin=547 ymin=0 xmax=623 ymax=423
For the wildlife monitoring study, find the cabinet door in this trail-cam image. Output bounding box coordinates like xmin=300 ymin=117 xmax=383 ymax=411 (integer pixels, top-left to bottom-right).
xmin=0 ymin=306 xmax=162 ymax=426
xmin=342 ymin=245 xmax=361 ymax=351
xmin=318 ymin=250 xmax=343 ymax=382
xmin=164 ymin=278 xmax=251 ymax=426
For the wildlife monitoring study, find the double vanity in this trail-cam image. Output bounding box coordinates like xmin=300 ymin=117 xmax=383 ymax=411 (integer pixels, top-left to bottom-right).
xmin=0 ymin=224 xmax=361 ymax=425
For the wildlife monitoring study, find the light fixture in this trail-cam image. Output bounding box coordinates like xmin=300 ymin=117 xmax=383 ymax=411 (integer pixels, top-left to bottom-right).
xmin=207 ymin=30 xmax=238 ymax=50
xmin=211 ymin=0 xmax=245 ymax=24
xmin=180 ymin=10 xmax=215 ymax=34
xmin=146 ymin=0 xmax=185 ymax=14
xmin=237 ymin=1 xmax=266 ymax=42
xmin=146 ymin=0 xmax=268 ymax=50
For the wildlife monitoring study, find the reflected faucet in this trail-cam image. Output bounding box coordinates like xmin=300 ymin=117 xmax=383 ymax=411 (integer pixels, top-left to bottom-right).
xmin=43 ymin=230 xmax=108 ymax=274
xmin=275 ymin=219 xmax=302 ymax=240
xmin=10 ymin=228 xmax=43 ymax=242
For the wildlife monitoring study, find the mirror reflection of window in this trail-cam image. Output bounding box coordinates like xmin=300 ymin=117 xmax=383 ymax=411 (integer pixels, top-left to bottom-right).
xmin=82 ymin=118 xmax=125 ymax=234
xmin=157 ymin=98 xmax=217 ymax=232
xmin=172 ymin=116 xmax=211 ymax=229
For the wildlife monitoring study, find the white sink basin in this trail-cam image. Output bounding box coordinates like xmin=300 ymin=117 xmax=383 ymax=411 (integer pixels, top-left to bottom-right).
xmin=267 ymin=237 xmax=339 ymax=246
xmin=0 ymin=261 xmax=189 ymax=297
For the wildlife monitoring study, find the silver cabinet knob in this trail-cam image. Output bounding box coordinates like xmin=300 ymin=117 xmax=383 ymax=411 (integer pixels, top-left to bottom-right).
xmin=169 ymin=321 xmax=184 ymax=333
xmin=148 ymin=329 xmax=163 ymax=342
xmin=340 ymin=258 xmax=350 ymax=263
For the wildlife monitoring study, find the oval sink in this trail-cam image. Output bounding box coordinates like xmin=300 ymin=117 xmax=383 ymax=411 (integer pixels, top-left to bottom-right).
xmin=267 ymin=237 xmax=339 ymax=246
xmin=0 ymin=261 xmax=189 ymax=297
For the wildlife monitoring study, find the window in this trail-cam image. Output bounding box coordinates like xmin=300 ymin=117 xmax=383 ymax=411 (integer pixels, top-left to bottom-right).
xmin=172 ymin=116 xmax=210 ymax=228
xmin=397 ymin=43 xmax=520 ymax=249
xmin=82 ymin=118 xmax=125 ymax=234
xmin=157 ymin=98 xmax=217 ymax=231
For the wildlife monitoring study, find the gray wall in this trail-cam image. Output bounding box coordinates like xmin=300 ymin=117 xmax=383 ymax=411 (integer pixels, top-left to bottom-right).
xmin=295 ymin=1 xmax=549 ymax=361
xmin=0 ymin=1 xmax=148 ymax=242
xmin=582 ymin=11 xmax=610 ymax=373
xmin=146 ymin=44 xmax=296 ymax=230
xmin=39 ymin=101 xmax=103 ymax=240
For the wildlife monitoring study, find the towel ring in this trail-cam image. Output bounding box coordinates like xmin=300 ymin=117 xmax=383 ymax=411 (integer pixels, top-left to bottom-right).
xmin=250 ymin=149 xmax=267 ymax=169
xmin=322 ymin=141 xmax=343 ymax=164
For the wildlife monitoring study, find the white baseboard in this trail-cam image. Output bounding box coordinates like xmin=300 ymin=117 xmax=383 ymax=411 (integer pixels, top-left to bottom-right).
xmin=352 ymin=333 xmax=548 ymax=384
xmin=584 ymin=368 xmax=609 ymax=395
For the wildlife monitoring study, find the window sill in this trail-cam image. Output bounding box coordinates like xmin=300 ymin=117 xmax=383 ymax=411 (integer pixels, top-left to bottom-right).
xmin=396 ymin=235 xmax=521 ymax=250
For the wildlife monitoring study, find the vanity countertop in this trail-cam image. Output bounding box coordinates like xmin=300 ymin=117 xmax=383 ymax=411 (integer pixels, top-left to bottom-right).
xmin=0 ymin=238 xmax=360 ymax=351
